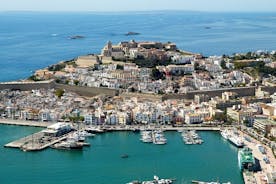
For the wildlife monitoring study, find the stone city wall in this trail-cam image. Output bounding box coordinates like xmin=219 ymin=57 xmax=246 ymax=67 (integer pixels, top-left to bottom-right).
xmin=162 ymin=86 xmax=256 ymax=100
xmin=0 ymin=81 xmax=118 ymax=97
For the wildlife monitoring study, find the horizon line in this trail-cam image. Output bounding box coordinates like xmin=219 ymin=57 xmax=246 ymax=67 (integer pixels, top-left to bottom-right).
xmin=1 ymin=9 xmax=276 ymax=14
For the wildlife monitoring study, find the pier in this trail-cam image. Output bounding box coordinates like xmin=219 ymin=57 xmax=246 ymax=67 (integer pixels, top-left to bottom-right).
xmin=5 ymin=131 xmax=73 ymax=151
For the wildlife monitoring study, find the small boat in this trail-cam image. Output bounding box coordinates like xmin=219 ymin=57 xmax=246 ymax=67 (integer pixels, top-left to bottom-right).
xmin=121 ymin=154 xmax=129 ymax=158
xmin=52 ymin=140 xmax=83 ymax=150
xmin=85 ymin=126 xmax=105 ymax=133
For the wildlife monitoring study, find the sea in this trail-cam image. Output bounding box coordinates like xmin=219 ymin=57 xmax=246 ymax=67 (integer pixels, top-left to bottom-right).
xmin=1 ymin=11 xmax=276 ymax=184
xmin=0 ymin=11 xmax=276 ymax=82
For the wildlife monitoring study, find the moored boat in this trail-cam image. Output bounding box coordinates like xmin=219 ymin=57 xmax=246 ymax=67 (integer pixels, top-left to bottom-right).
xmin=220 ymin=129 xmax=229 ymax=140
xmin=127 ymin=175 xmax=174 ymax=184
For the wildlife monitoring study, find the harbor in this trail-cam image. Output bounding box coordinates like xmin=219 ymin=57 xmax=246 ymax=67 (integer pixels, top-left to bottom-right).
xmin=3 ymin=122 xmax=222 ymax=152
xmin=2 ymin=122 xmax=276 ymax=183
xmin=0 ymin=124 xmax=245 ymax=184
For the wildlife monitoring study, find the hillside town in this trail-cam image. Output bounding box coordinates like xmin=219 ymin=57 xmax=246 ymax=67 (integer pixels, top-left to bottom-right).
xmin=4 ymin=40 xmax=274 ymax=142
xmin=1 ymin=40 xmax=276 ymax=183
xmin=32 ymin=40 xmax=276 ymax=95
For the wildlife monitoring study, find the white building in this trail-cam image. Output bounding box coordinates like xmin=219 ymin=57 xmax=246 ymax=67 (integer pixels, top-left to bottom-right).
xmin=185 ymin=113 xmax=202 ymax=124
xmin=166 ymin=64 xmax=194 ymax=75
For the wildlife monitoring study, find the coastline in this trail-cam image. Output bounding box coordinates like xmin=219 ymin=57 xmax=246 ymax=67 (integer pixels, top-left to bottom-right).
xmin=0 ymin=119 xmax=221 ymax=131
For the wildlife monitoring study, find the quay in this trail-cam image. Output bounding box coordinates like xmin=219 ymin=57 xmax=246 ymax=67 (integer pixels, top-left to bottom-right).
xmin=0 ymin=119 xmax=53 ymax=128
xmin=94 ymin=125 xmax=221 ymax=132
xmin=239 ymin=130 xmax=276 ymax=184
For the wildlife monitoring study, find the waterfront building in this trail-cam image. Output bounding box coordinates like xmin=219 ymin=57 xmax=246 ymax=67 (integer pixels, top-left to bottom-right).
xmin=253 ymin=117 xmax=276 ymax=135
xmin=84 ymin=114 xmax=97 ymax=124
xmin=227 ymin=106 xmax=257 ymax=125
xmin=185 ymin=113 xmax=202 ymax=124
xmin=42 ymin=122 xmax=72 ymax=137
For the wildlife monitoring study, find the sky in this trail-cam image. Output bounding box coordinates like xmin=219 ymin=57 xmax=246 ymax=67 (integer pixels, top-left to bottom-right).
xmin=1 ymin=0 xmax=276 ymax=12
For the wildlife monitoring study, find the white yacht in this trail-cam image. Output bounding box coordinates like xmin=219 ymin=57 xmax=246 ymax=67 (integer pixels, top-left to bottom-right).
xmin=228 ymin=135 xmax=244 ymax=148
xmin=220 ymin=129 xmax=229 ymax=140
xmin=140 ymin=131 xmax=153 ymax=143
xmin=152 ymin=130 xmax=167 ymax=145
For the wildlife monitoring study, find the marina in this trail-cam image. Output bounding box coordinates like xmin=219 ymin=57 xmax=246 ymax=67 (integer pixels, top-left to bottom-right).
xmin=1 ymin=124 xmax=244 ymax=184
xmin=181 ymin=130 xmax=204 ymax=145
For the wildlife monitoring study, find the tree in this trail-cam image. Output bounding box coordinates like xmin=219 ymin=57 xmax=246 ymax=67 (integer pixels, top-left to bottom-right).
xmin=55 ymin=89 xmax=65 ymax=98
xmin=74 ymin=80 xmax=79 ymax=86
xmin=220 ymin=59 xmax=227 ymax=69
xmin=116 ymin=64 xmax=124 ymax=70
xmin=151 ymin=68 xmax=165 ymax=80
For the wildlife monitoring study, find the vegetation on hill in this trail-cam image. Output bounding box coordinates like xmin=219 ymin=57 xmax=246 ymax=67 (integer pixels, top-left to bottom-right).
xmin=151 ymin=68 xmax=165 ymax=80
xmin=55 ymin=89 xmax=65 ymax=98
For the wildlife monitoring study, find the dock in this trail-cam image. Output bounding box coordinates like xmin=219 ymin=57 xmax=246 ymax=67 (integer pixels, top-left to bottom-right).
xmin=5 ymin=131 xmax=72 ymax=151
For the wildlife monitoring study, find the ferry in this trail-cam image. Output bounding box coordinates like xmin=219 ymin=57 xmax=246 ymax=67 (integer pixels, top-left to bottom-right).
xmin=238 ymin=147 xmax=255 ymax=171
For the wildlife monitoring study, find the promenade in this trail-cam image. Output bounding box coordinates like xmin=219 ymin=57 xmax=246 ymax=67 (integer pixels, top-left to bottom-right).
xmin=0 ymin=119 xmax=53 ymax=127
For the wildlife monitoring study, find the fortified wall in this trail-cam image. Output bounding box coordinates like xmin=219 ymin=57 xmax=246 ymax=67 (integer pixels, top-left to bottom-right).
xmin=0 ymin=80 xmax=55 ymax=91
xmin=0 ymin=81 xmax=261 ymax=100
xmin=54 ymin=83 xmax=118 ymax=97
xmin=0 ymin=81 xmax=118 ymax=97
xmin=162 ymin=86 xmax=256 ymax=100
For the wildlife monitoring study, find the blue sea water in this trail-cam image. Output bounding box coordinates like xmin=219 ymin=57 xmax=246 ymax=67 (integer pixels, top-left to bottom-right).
xmin=0 ymin=125 xmax=243 ymax=184
xmin=0 ymin=11 xmax=276 ymax=82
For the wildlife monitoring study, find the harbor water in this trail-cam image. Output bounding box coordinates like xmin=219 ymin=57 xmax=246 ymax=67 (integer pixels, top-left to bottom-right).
xmin=0 ymin=125 xmax=243 ymax=184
